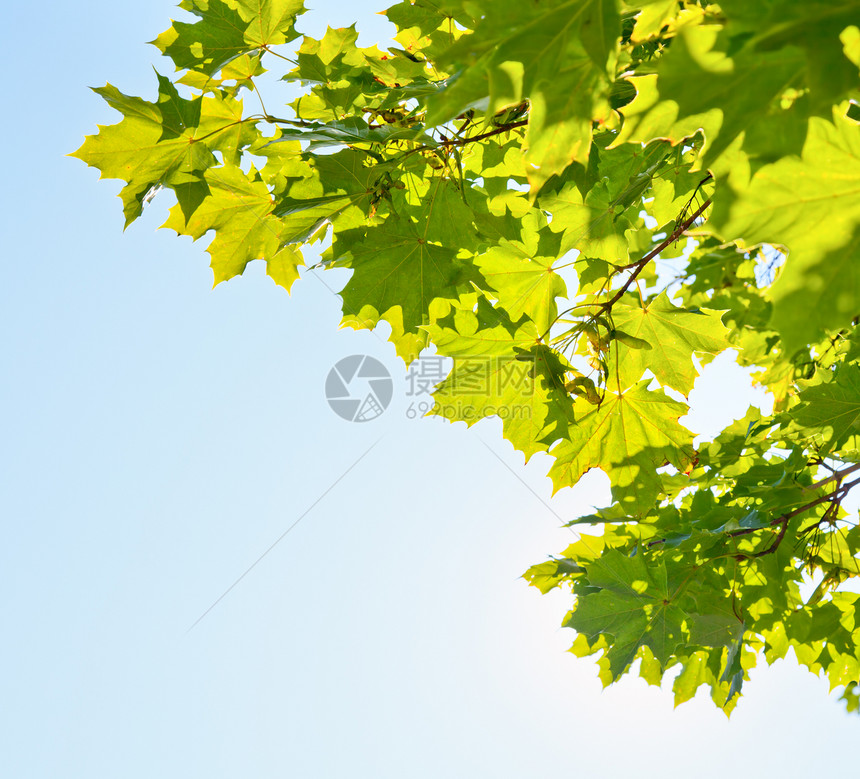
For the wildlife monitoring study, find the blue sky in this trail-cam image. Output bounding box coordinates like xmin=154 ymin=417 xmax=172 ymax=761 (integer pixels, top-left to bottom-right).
xmin=2 ymin=1 xmax=857 ymax=776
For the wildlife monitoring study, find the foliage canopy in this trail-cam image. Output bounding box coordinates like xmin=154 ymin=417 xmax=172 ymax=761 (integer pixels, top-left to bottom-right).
xmin=74 ymin=0 xmax=860 ymax=714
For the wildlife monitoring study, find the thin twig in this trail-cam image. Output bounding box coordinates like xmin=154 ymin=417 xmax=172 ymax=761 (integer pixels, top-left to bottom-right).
xmin=439 ymin=119 xmax=528 ymax=146
xmin=596 ymin=196 xmax=712 ymax=316
xmin=802 ymin=461 xmax=860 ymax=493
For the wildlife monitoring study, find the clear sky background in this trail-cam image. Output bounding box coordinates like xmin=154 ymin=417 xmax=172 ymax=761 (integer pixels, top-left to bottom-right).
xmin=2 ymin=2 xmax=857 ymax=777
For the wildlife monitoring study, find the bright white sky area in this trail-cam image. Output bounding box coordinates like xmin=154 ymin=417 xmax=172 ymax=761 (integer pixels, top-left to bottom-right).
xmin=2 ymin=2 xmax=857 ymax=777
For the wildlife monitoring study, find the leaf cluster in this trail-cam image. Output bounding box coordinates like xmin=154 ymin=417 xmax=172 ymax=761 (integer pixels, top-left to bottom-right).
xmin=73 ymin=0 xmax=860 ymax=714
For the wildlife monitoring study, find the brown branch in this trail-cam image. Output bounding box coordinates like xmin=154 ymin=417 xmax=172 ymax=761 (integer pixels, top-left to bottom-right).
xmin=596 ymin=195 xmax=712 ymax=316
xmin=647 ymin=474 xmax=860 ymax=552
xmin=728 ymin=463 xmax=860 ymax=540
xmin=746 ymin=518 xmax=789 ymax=559
xmin=725 ymin=475 xmax=860 ymax=554
xmin=436 ymin=119 xmax=528 ymax=148
xmin=778 ymin=475 xmax=860 ymax=523
xmin=802 ymin=461 xmax=860 ymax=493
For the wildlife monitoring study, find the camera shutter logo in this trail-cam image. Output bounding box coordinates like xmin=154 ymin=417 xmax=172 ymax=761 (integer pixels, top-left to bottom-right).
xmin=325 ymin=355 xmax=393 ymax=422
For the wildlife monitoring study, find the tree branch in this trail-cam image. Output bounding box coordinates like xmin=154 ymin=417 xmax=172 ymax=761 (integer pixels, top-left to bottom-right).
xmin=596 ymin=195 xmax=712 ymax=316
xmin=647 ymin=473 xmax=860 ymax=552
xmin=436 ymin=119 xmax=528 ymax=148
xmin=802 ymin=461 xmax=860 ymax=493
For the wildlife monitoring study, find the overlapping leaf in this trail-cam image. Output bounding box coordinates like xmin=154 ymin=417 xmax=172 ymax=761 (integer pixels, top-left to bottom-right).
xmin=474 ymin=220 xmax=568 ymax=332
xmin=162 ymin=163 xmax=302 ymax=289
xmin=610 ymin=292 xmax=729 ymax=394
xmin=615 ymin=24 xmax=807 ymax=166
xmin=565 ymin=551 xmax=688 ymax=677
xmin=792 ymin=365 xmax=860 ymax=452
xmin=548 ymin=381 xmax=694 ymax=514
xmin=710 ymin=113 xmax=860 ymax=352
xmin=333 ymin=216 xmax=481 ymax=360
xmin=426 ymin=297 xmax=575 ymax=458
xmin=539 ymin=179 xmax=635 ymax=262
xmin=427 ymin=0 xmax=619 ymax=191
xmin=153 ymin=0 xmax=305 ymax=75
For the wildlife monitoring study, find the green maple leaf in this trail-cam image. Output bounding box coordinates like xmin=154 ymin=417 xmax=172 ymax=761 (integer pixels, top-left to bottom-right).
xmin=197 ymin=91 xmax=260 ymax=166
xmin=462 ymin=136 xmax=530 ymax=217
xmin=381 ymin=0 xmax=475 ymax=64
xmin=335 ymin=216 xmax=481 ymax=349
xmin=272 ymin=148 xmax=389 ymax=235
xmin=718 ymin=0 xmax=860 ymax=107
xmin=709 ymin=113 xmax=860 ymax=352
xmin=427 ymin=0 xmax=618 ymax=191
xmin=843 ymin=25 xmax=860 ymax=70
xmin=329 ymin=176 xmax=487 ymax=360
xmin=293 ymin=148 xmax=382 ymax=202
xmin=520 ymin=0 xmax=620 ymax=192
xmin=792 ymin=365 xmax=860 ymax=452
xmin=627 ymin=0 xmax=681 ymax=43
xmin=610 ymin=292 xmax=729 ymax=395
xmin=152 ymin=0 xmax=305 ymax=75
xmin=162 ymin=164 xmax=302 ymax=289
xmin=687 ymin=604 xmax=745 ymax=650
xmin=426 ymin=298 xmax=575 ymax=459
xmin=647 ymin=158 xmax=715 ymax=228
xmin=286 ymin=26 xmax=372 ymax=119
xmin=615 ymin=25 xmax=807 ymax=166
xmin=524 ymin=47 xmax=612 ymax=195
xmin=595 ymin=140 xmax=671 ymax=206
xmin=539 ymin=179 xmax=633 ymax=262
xmin=291 ymin=25 xmax=366 ymax=84
xmin=71 ymin=75 xmax=220 ymax=226
xmin=565 ymin=551 xmax=688 ymax=677
xmin=394 ymin=175 xmax=486 ymax=255
xmin=474 ymin=223 xmax=568 ymax=333
xmin=285 ymin=25 xmax=429 ymax=119
xmin=548 ymin=381 xmax=694 ymax=514
xmin=672 ymin=650 xmax=741 ymax=711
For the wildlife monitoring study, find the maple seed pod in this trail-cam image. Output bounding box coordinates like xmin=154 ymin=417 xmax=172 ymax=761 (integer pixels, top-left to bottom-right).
xmin=566 ymin=376 xmax=600 ymax=405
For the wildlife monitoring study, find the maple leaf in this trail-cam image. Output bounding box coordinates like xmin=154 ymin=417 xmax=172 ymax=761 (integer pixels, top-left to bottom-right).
xmin=615 ymin=25 xmax=807 ymax=166
xmin=610 ymin=292 xmax=729 ymax=395
xmin=71 ymin=75 xmax=218 ymax=226
xmin=710 ymin=113 xmax=860 ymax=352
xmin=627 ymin=0 xmax=682 ymax=43
xmin=565 ymin=551 xmax=688 ymax=678
xmin=152 ymin=0 xmax=305 ymax=76
xmin=334 ymin=216 xmax=481 ymax=356
xmin=792 ymin=365 xmax=860 ymax=453
xmin=427 ymin=0 xmax=618 ymax=191
xmin=162 ymin=164 xmax=302 ymax=289
xmin=548 ymin=381 xmax=694 ymax=515
xmin=474 ymin=222 xmax=568 ymax=333
xmin=717 ymin=0 xmax=860 ymax=107
xmin=426 ymin=297 xmax=575 ymax=459
xmin=539 ymin=179 xmax=634 ymax=262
